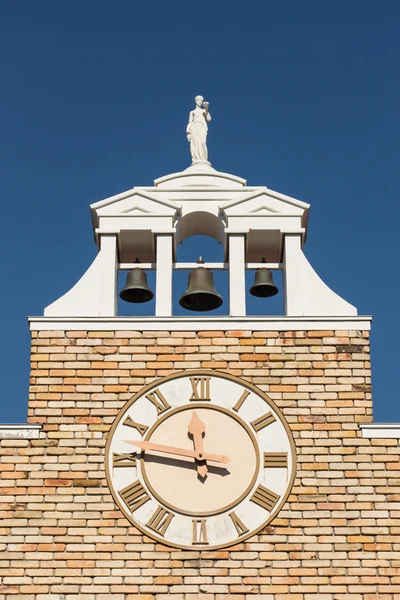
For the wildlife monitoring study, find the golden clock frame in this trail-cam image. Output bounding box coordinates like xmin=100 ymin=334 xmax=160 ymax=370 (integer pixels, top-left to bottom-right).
xmin=105 ymin=369 xmax=297 ymax=551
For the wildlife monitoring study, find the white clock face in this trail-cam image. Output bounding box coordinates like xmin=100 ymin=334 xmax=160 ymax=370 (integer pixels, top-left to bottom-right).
xmin=106 ymin=370 xmax=296 ymax=550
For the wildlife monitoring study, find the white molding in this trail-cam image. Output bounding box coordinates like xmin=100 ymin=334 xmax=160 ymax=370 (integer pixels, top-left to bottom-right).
xmin=360 ymin=424 xmax=400 ymax=438
xmin=91 ymin=188 xmax=180 ymax=212
xmin=119 ymin=263 xmax=156 ymax=270
xmin=174 ymin=262 xmax=225 ymax=270
xmin=154 ymin=166 xmax=247 ymax=187
xmin=221 ymin=186 xmax=310 ymax=212
xmin=247 ymin=263 xmax=282 ymax=270
xmin=141 ymin=186 xmax=261 ymax=193
xmin=0 ymin=425 xmax=42 ymax=439
xmin=28 ymin=316 xmax=372 ymax=332
xmin=119 ymin=262 xmax=282 ymax=271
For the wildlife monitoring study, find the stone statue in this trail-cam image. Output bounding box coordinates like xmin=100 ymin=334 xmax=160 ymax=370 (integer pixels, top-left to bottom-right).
xmin=186 ymin=95 xmax=211 ymax=163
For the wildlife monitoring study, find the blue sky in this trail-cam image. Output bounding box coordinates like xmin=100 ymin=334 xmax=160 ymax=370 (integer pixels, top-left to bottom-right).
xmin=1 ymin=1 xmax=399 ymax=422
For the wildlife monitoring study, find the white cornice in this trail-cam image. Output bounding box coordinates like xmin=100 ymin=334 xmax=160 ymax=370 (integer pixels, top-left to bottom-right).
xmin=220 ymin=187 xmax=310 ymax=212
xmin=139 ymin=186 xmax=260 ymax=193
xmin=360 ymin=424 xmax=400 ymax=438
xmin=154 ymin=168 xmax=247 ymax=187
xmin=0 ymin=425 xmax=42 ymax=439
xmin=28 ymin=315 xmax=372 ymax=332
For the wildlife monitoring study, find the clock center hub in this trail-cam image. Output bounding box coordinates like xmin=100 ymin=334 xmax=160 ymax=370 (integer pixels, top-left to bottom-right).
xmin=141 ymin=403 xmax=259 ymax=517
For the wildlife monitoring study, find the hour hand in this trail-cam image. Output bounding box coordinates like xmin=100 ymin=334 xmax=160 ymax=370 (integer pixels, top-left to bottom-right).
xmin=188 ymin=412 xmax=207 ymax=478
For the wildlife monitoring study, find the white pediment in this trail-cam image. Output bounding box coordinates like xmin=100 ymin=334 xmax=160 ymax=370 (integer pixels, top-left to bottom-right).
xmin=120 ymin=205 xmax=152 ymax=215
xmin=91 ymin=188 xmax=179 ymax=220
xmin=220 ymin=188 xmax=310 ymax=217
xmin=248 ymin=205 xmax=281 ymax=215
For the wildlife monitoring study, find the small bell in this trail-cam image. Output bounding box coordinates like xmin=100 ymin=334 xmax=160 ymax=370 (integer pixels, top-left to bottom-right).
xmin=179 ymin=257 xmax=223 ymax=312
xmin=120 ymin=267 xmax=154 ymax=303
xmin=250 ymin=259 xmax=279 ymax=298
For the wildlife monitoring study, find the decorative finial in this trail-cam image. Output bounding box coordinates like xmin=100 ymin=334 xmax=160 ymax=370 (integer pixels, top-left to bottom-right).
xmin=186 ymin=96 xmax=212 ymax=164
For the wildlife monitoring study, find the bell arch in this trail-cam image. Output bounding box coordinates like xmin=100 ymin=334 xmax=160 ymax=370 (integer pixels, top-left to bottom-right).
xmin=175 ymin=211 xmax=225 ymax=246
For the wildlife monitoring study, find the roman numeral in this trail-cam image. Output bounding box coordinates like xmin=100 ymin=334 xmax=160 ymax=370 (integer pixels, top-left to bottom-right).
xmin=145 ymin=389 xmax=171 ymax=415
xmin=232 ymin=389 xmax=250 ymax=412
xmin=250 ymin=484 xmax=279 ymax=512
xmin=229 ymin=511 xmax=249 ymax=536
xmin=119 ymin=480 xmax=150 ymax=512
xmin=251 ymin=411 xmax=276 ymax=432
xmin=192 ymin=519 xmax=208 ymax=545
xmin=146 ymin=505 xmax=174 ymax=537
xmin=189 ymin=377 xmax=211 ymax=401
xmin=264 ymin=452 xmax=287 ymax=468
xmin=123 ymin=415 xmax=148 ymax=436
xmin=113 ymin=453 xmax=137 ymax=468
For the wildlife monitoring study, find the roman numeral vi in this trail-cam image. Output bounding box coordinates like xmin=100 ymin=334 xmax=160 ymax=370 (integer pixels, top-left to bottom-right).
xmin=192 ymin=519 xmax=208 ymax=545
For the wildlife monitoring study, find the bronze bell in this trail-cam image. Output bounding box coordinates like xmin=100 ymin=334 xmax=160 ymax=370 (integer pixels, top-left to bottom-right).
xmin=179 ymin=258 xmax=223 ymax=312
xmin=250 ymin=265 xmax=279 ymax=298
xmin=120 ymin=268 xmax=154 ymax=303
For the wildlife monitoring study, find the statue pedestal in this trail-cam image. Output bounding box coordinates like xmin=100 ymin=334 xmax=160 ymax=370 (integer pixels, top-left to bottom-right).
xmin=190 ymin=160 xmax=212 ymax=169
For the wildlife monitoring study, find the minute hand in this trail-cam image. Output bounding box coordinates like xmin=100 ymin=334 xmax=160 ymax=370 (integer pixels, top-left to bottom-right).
xmin=124 ymin=440 xmax=230 ymax=464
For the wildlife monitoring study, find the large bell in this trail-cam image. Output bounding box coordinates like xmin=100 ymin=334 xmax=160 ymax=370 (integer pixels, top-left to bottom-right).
xmin=179 ymin=260 xmax=223 ymax=312
xmin=120 ymin=268 xmax=154 ymax=303
xmin=249 ymin=267 xmax=279 ymax=298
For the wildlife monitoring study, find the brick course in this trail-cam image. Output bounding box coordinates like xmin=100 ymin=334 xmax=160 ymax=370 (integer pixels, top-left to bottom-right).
xmin=1 ymin=328 xmax=398 ymax=600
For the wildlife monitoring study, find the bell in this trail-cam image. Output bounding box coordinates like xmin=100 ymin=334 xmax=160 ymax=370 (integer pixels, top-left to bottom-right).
xmin=250 ymin=267 xmax=279 ymax=298
xmin=120 ymin=268 xmax=154 ymax=303
xmin=179 ymin=258 xmax=223 ymax=312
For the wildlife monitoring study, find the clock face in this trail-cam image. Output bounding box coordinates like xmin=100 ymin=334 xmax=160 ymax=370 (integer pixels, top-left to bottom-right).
xmin=106 ymin=370 xmax=296 ymax=550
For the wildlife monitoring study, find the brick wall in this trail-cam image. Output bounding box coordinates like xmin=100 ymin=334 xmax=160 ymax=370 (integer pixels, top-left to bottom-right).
xmin=1 ymin=328 xmax=399 ymax=600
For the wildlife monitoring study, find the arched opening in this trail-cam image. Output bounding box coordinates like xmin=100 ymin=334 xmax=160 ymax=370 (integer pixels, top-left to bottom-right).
xmin=118 ymin=269 xmax=156 ymax=317
xmin=175 ymin=211 xmax=225 ymax=246
xmin=174 ymin=231 xmax=227 ymax=316
xmin=245 ymin=268 xmax=283 ymax=316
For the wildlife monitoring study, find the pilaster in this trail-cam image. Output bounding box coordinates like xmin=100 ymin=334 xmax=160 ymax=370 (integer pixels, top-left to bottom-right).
xmin=155 ymin=232 xmax=173 ymax=316
xmin=228 ymin=234 xmax=246 ymax=316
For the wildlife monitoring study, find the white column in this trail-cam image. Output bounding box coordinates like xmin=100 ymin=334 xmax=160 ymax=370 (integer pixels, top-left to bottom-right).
xmin=283 ymin=233 xmax=303 ymax=316
xmin=98 ymin=234 xmax=118 ymax=316
xmin=155 ymin=233 xmax=173 ymax=316
xmin=228 ymin=234 xmax=246 ymax=316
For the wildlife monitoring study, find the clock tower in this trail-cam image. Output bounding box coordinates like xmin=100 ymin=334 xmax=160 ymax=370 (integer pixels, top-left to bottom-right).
xmin=2 ymin=99 xmax=399 ymax=599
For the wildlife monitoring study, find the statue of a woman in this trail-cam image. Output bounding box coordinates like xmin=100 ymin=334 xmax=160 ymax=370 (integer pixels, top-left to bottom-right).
xmin=186 ymin=95 xmax=211 ymax=163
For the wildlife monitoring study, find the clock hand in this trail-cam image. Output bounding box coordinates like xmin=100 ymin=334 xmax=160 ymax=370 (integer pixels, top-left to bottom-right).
xmin=188 ymin=412 xmax=208 ymax=478
xmin=188 ymin=412 xmax=205 ymax=454
xmin=123 ymin=439 xmax=230 ymax=464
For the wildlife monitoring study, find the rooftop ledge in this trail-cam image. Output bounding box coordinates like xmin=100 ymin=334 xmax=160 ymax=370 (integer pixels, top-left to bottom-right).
xmin=28 ymin=315 xmax=372 ymax=332
xmin=1 ymin=422 xmax=398 ymax=441
xmin=0 ymin=425 xmax=42 ymax=439
xmin=360 ymin=424 xmax=400 ymax=439
xmin=0 ymin=423 xmax=400 ymax=440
